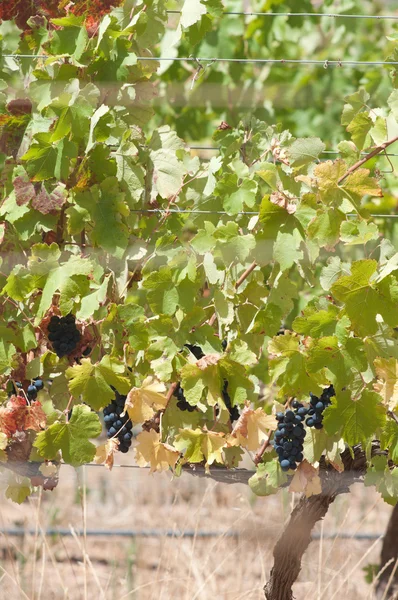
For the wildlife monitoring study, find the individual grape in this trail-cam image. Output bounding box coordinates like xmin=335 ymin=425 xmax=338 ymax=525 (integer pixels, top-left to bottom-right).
xmin=27 ymin=384 xmax=38 ymax=400
xmin=306 ymin=417 xmax=315 ymax=427
xmin=315 ymin=402 xmax=324 ymax=411
xmin=108 ymin=427 xmax=117 ymax=436
xmin=33 ymin=379 xmax=44 ymax=390
xmin=280 ymin=459 xmax=291 ymax=471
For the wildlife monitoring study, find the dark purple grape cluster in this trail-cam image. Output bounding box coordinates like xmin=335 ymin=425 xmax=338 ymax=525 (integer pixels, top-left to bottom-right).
xmin=300 ymin=385 xmax=335 ymax=429
xmin=173 ymin=344 xmax=204 ymax=413
xmin=222 ymin=380 xmax=240 ymax=422
xmin=26 ymin=378 xmax=44 ymax=401
xmin=274 ymin=402 xmax=307 ymax=472
xmin=103 ymin=391 xmax=133 ymax=453
xmin=173 ymin=384 xmax=196 ymax=412
xmin=47 ymin=314 xmax=81 ymax=358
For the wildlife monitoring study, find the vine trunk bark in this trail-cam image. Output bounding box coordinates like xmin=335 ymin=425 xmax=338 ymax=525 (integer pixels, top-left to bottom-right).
xmin=376 ymin=503 xmax=398 ymax=599
xmin=264 ymin=444 xmax=386 ymax=600
xmin=264 ymin=491 xmax=338 ymax=600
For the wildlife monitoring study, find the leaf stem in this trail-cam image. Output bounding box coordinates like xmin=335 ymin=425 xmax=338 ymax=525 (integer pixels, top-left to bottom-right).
xmin=337 ymin=135 xmax=398 ymax=184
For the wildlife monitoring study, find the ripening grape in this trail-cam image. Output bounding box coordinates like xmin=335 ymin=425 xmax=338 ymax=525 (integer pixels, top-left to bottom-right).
xmin=47 ymin=314 xmax=81 ymax=358
xmin=103 ymin=390 xmax=133 ymax=453
xmin=305 ymin=385 xmax=335 ymax=430
xmin=273 ymin=400 xmax=306 ymax=471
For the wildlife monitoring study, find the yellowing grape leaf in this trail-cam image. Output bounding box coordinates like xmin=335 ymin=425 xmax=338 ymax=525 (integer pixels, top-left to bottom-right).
xmin=289 ymin=460 xmax=322 ymax=497
xmin=374 ymin=357 xmax=398 ymax=409
xmin=94 ymin=438 xmax=120 ymax=470
xmin=135 ymin=430 xmax=179 ymax=473
xmin=232 ymin=407 xmax=277 ymax=451
xmin=126 ymin=377 xmax=168 ymax=423
xmin=174 ymin=428 xmax=226 ymax=467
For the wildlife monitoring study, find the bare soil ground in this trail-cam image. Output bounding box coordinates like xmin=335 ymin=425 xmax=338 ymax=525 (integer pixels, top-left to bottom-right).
xmin=0 ymin=456 xmax=392 ymax=600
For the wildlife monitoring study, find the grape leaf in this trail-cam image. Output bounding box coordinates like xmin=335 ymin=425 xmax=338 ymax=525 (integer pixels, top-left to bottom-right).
xmin=135 ymin=429 xmax=179 ymax=472
xmin=331 ymin=260 xmax=398 ymax=336
xmin=323 ymin=389 xmax=386 ymax=446
xmin=66 ymin=356 xmax=131 ymax=410
xmin=126 ymin=377 xmax=168 ymax=423
xmin=33 ymin=405 xmax=102 ymax=466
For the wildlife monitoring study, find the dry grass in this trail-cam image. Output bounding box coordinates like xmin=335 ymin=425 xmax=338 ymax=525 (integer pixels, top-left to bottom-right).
xmin=0 ymin=459 xmax=393 ymax=600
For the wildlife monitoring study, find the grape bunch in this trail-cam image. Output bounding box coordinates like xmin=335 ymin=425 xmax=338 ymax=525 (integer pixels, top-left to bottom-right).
xmin=295 ymin=385 xmax=335 ymax=430
xmin=47 ymin=314 xmax=81 ymax=358
xmin=7 ymin=379 xmax=44 ymax=401
xmin=27 ymin=378 xmax=44 ymax=401
xmin=103 ymin=391 xmax=133 ymax=453
xmin=174 ymin=343 xmax=240 ymax=422
xmin=222 ymin=380 xmax=240 ymax=422
xmin=274 ymin=402 xmax=307 ymax=472
xmin=173 ymin=384 xmax=196 ymax=412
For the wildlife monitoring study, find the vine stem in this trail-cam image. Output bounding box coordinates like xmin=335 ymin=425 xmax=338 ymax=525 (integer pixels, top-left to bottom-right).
xmin=253 ymin=434 xmax=271 ymax=465
xmin=337 ymin=135 xmax=398 ymax=184
xmin=208 ymin=260 xmax=257 ymax=326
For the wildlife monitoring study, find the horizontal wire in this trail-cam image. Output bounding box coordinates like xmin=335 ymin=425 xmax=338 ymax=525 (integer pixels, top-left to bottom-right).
xmin=127 ymin=209 xmax=398 ymax=218
xmin=190 ymin=146 xmax=398 ymax=157
xmin=1 ymin=55 xmax=398 ymax=67
xmin=0 ymin=527 xmax=238 ymax=538
xmin=0 ymin=528 xmax=386 ymax=540
xmin=167 ymin=10 xmax=398 ymax=21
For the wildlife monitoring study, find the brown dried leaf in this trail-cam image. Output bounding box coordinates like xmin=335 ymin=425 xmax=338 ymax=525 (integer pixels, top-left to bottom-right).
xmin=196 ymin=354 xmax=221 ymax=370
xmin=270 ymin=191 xmax=297 ymax=214
xmin=94 ymin=438 xmax=119 ymax=470
xmin=32 ymin=184 xmax=66 ymax=214
xmin=289 ymin=460 xmax=322 ymax=497
xmin=13 ymin=172 xmax=35 ymax=206
xmin=0 ymin=396 xmax=46 ymax=437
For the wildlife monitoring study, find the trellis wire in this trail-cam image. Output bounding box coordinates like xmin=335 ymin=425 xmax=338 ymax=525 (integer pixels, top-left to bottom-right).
xmin=0 ymin=527 xmax=386 ymax=541
xmin=1 ymin=55 xmax=398 ymax=67
xmin=167 ymin=10 xmax=398 ymax=21
xmin=190 ymin=146 xmax=398 ymax=157
xmin=128 ymin=209 xmax=398 ymax=218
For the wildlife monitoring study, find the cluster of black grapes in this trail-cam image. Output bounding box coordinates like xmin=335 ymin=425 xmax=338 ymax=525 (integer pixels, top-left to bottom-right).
xmin=222 ymin=380 xmax=239 ymax=422
xmin=103 ymin=391 xmax=133 ymax=453
xmin=27 ymin=378 xmax=44 ymax=401
xmin=174 ymin=384 xmax=196 ymax=412
xmin=47 ymin=314 xmax=81 ymax=358
xmin=274 ymin=401 xmax=307 ymax=472
xmin=297 ymin=385 xmax=335 ymax=430
xmin=173 ymin=343 xmax=240 ymax=422
xmin=274 ymin=385 xmax=335 ymax=472
xmin=7 ymin=379 xmax=43 ymax=401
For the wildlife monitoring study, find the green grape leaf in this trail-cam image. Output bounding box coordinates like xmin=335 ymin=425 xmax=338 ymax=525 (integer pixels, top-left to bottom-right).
xmin=331 ymin=260 xmax=398 ymax=335
xmin=323 ymin=390 xmax=386 ymax=446
xmin=249 ymin=460 xmax=287 ymax=496
xmin=33 ymin=404 xmax=102 ymax=467
xmin=66 ymin=357 xmax=131 ymax=410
